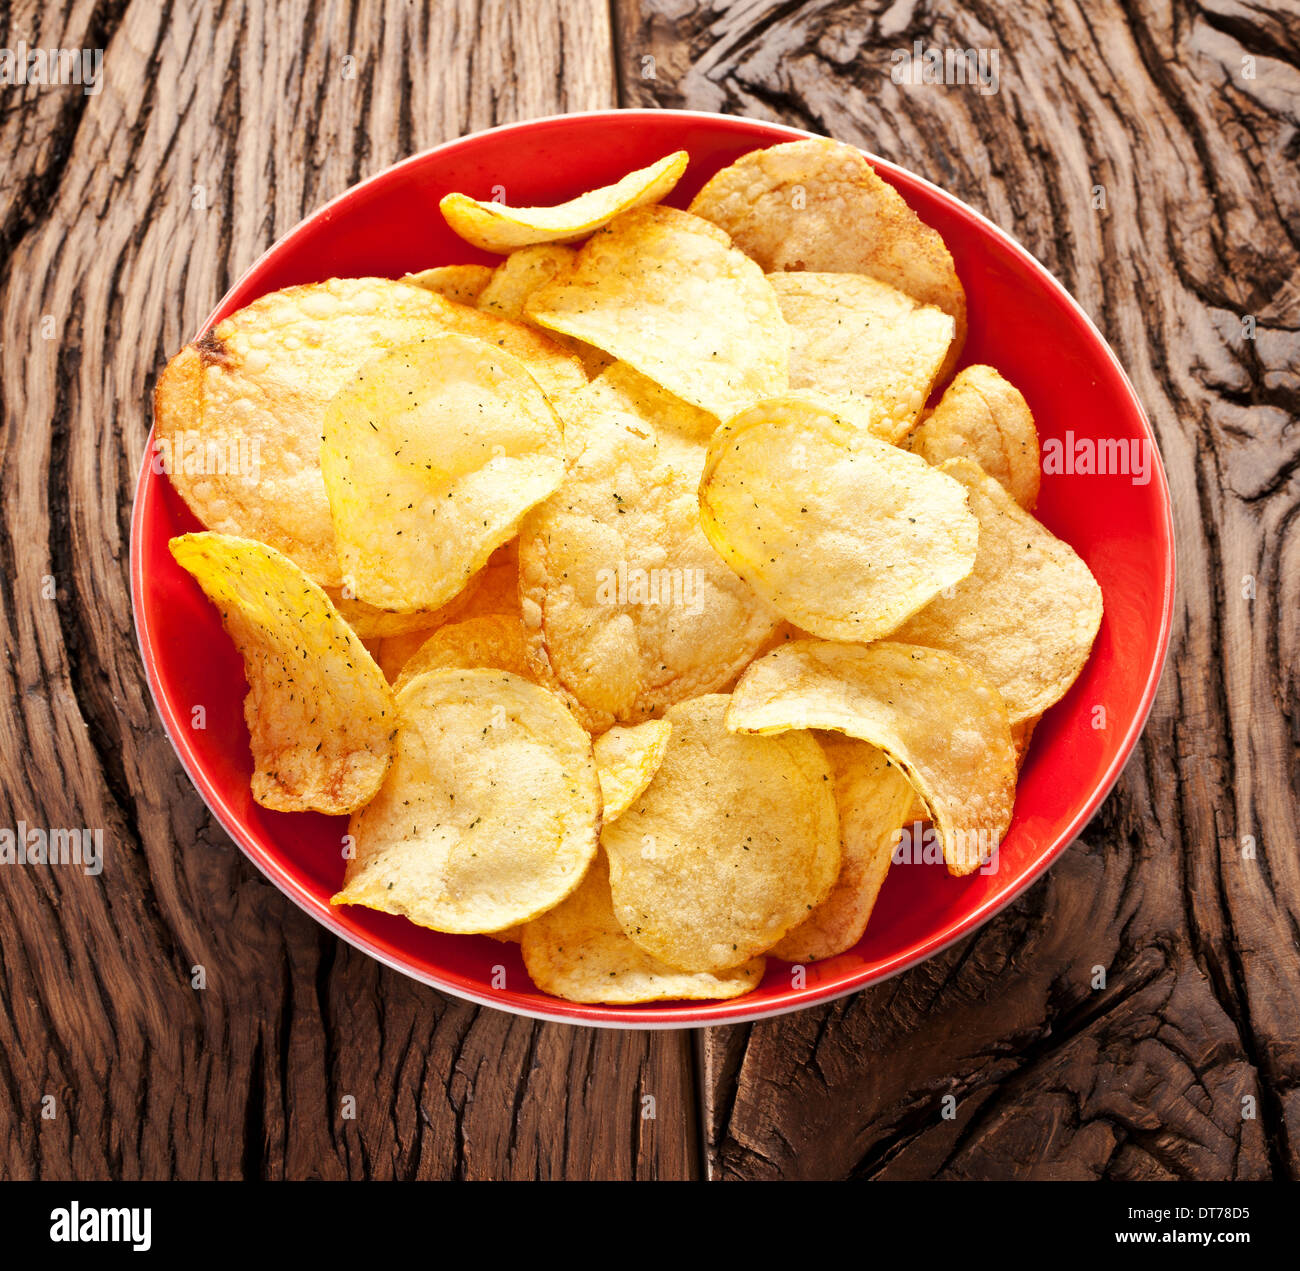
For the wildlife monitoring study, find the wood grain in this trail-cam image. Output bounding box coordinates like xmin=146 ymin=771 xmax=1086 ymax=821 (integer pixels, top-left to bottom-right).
xmin=617 ymin=0 xmax=1300 ymax=1180
xmin=0 ymin=0 xmax=701 ymax=1182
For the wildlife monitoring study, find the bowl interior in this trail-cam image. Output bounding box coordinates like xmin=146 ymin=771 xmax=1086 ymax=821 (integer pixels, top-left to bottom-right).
xmin=132 ymin=111 xmax=1174 ymax=1027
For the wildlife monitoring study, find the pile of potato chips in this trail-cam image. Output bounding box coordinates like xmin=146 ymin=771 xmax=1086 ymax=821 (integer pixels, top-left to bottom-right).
xmin=155 ymin=139 xmax=1103 ymax=1005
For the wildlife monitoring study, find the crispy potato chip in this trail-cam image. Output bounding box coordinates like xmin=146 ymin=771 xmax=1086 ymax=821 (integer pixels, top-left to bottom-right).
xmin=698 ymin=396 xmax=978 ymax=642
xmin=404 ymin=264 xmax=495 ymax=305
xmin=322 ymin=334 xmax=566 ymax=612
xmin=727 ymin=640 xmax=1016 ymax=876
xmin=525 ymin=205 xmax=789 ymax=420
xmin=441 ymin=151 xmax=689 ymax=253
xmin=893 ymin=458 xmax=1103 ymax=723
xmin=522 ymin=852 xmax=765 ymax=1003
xmin=392 ymin=614 xmax=532 ymax=693
xmin=768 ymin=272 xmax=954 ymax=443
xmin=910 ymin=366 xmax=1040 ymax=509
xmin=478 ymin=245 xmax=577 ymax=320
xmin=602 ymin=695 xmax=840 ymax=972
xmin=592 ymin=719 xmax=672 ymax=823
xmin=327 ymin=572 xmax=484 ymax=639
xmin=170 ymin=532 xmax=396 ymax=813
xmin=332 ymin=669 xmax=600 ymax=932
xmin=519 ymin=379 xmax=780 ymax=732
xmin=688 ymin=138 xmax=966 ymax=380
xmin=769 ymin=736 xmax=916 ymax=963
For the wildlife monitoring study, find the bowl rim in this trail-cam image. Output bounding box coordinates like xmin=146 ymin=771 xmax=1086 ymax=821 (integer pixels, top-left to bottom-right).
xmin=130 ymin=107 xmax=1176 ymax=1030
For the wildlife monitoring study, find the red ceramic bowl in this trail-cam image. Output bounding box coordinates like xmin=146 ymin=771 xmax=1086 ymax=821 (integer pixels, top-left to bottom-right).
xmin=131 ymin=110 xmax=1174 ymax=1028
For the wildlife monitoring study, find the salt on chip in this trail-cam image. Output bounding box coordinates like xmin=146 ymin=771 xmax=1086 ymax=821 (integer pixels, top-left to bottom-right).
xmin=688 ymin=138 xmax=966 ymax=380
xmin=440 ymin=150 xmax=689 ymax=253
xmin=892 ymin=458 xmax=1103 ymax=723
xmin=404 ymin=264 xmax=495 ymax=305
xmin=392 ymin=614 xmax=532 ymax=693
xmin=768 ymin=272 xmax=954 ymax=443
xmin=331 ymin=669 xmax=600 ymax=933
xmin=602 ymin=694 xmax=840 ymax=973
xmin=769 ymin=735 xmax=916 ymax=963
xmin=321 ymin=334 xmax=566 ymax=612
xmin=170 ymin=532 xmax=396 ymax=814
xmin=524 ymin=205 xmax=789 ymax=421
xmin=521 ymin=852 xmax=764 ymax=1004
xmin=698 ymin=396 xmax=978 ymax=642
xmin=519 ymin=386 xmax=780 ymax=732
xmin=727 ymin=640 xmax=1016 ymax=876
xmin=910 ymin=366 xmax=1040 ymax=510
xmin=592 ymin=719 xmax=672 ymax=823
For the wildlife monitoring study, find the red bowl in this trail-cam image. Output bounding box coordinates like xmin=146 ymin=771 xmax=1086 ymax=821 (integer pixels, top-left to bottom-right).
xmin=131 ymin=110 xmax=1174 ymax=1028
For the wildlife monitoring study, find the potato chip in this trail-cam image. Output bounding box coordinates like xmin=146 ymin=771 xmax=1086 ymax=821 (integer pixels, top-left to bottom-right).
xmin=698 ymin=396 xmax=978 ymax=642
xmin=909 ymin=366 xmax=1040 ymax=509
xmin=602 ymin=694 xmax=840 ymax=972
xmin=332 ymin=669 xmax=600 ymax=933
xmin=153 ymin=278 xmax=583 ymax=588
xmin=321 ymin=334 xmax=566 ymax=612
xmin=327 ymin=573 xmax=484 ymax=639
xmin=767 ymin=272 xmax=954 ymax=443
xmin=170 ymin=532 xmax=396 ymax=814
xmin=768 ymin=736 xmax=916 ymax=963
xmin=525 ymin=205 xmax=789 ymax=420
xmin=440 ymin=151 xmax=689 ymax=253
xmin=477 ymin=245 xmax=577 ymax=320
xmin=1013 ymin=715 xmax=1038 ymax=767
xmin=404 ymin=264 xmax=494 ymax=305
xmin=521 ymin=852 xmax=764 ymax=1003
xmin=727 ymin=640 xmax=1015 ymax=876
xmin=592 ymin=719 xmax=672 ymax=822
xmin=892 ymin=458 xmax=1103 ymax=723
xmin=688 ymin=138 xmax=966 ymax=379
xmin=392 ymin=614 xmax=532 ymax=693
xmin=519 ymin=383 xmax=780 ymax=732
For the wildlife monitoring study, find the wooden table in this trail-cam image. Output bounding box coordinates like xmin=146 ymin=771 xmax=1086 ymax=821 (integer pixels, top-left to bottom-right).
xmin=2 ymin=0 xmax=1295 ymax=1181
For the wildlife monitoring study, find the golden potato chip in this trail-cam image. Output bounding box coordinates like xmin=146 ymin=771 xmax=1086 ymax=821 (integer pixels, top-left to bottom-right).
xmin=322 ymin=334 xmax=566 ymax=612
xmin=392 ymin=614 xmax=532 ymax=693
xmin=519 ymin=381 xmax=780 ymax=732
xmin=767 ymin=272 xmax=954 ymax=443
xmin=522 ymin=852 xmax=765 ymax=1004
xmin=477 ymin=245 xmax=577 ymax=320
xmin=592 ymin=719 xmax=672 ymax=822
xmin=440 ymin=151 xmax=689 ymax=253
xmin=688 ymin=138 xmax=966 ymax=379
xmin=909 ymin=366 xmax=1040 ymax=509
xmin=769 ymin=736 xmax=916 ymax=963
xmin=169 ymin=532 xmax=396 ymax=814
xmin=327 ymin=571 xmax=484 ymax=639
xmin=727 ymin=640 xmax=1015 ymax=876
xmin=525 ymin=205 xmax=789 ymax=420
xmin=404 ymin=264 xmax=494 ymax=305
xmin=698 ymin=396 xmax=978 ymax=642
xmin=602 ymin=695 xmax=840 ymax=972
xmin=892 ymin=458 xmax=1103 ymax=723
xmin=332 ymin=669 xmax=600 ymax=933
xmin=153 ymin=278 xmax=584 ymax=588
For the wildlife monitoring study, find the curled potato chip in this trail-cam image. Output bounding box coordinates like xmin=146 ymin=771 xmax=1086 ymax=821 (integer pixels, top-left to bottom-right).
xmin=688 ymin=138 xmax=966 ymax=380
xmin=593 ymin=719 xmax=672 ymax=823
xmin=768 ymin=272 xmax=954 ymax=443
xmin=769 ymin=735 xmax=916 ymax=963
xmin=332 ymin=669 xmax=600 ymax=933
xmin=893 ymin=458 xmax=1103 ymax=723
xmin=698 ymin=396 xmax=978 ymax=642
xmin=522 ymin=852 xmax=765 ymax=1004
xmin=727 ymin=640 xmax=1016 ymax=876
xmin=170 ymin=532 xmax=396 ymax=814
xmin=519 ymin=376 xmax=780 ymax=732
xmin=392 ymin=614 xmax=532 ymax=693
xmin=403 ymin=264 xmax=495 ymax=305
xmin=525 ymin=205 xmax=789 ymax=420
xmin=909 ymin=365 xmax=1041 ymax=510
xmin=602 ymin=695 xmax=840 ymax=972
xmin=441 ymin=151 xmax=689 ymax=253
xmin=322 ymin=334 xmax=566 ymax=612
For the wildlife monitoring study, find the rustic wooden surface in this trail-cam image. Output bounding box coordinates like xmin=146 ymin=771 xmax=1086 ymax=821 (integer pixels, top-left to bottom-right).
xmin=0 ymin=0 xmax=1295 ymax=1181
